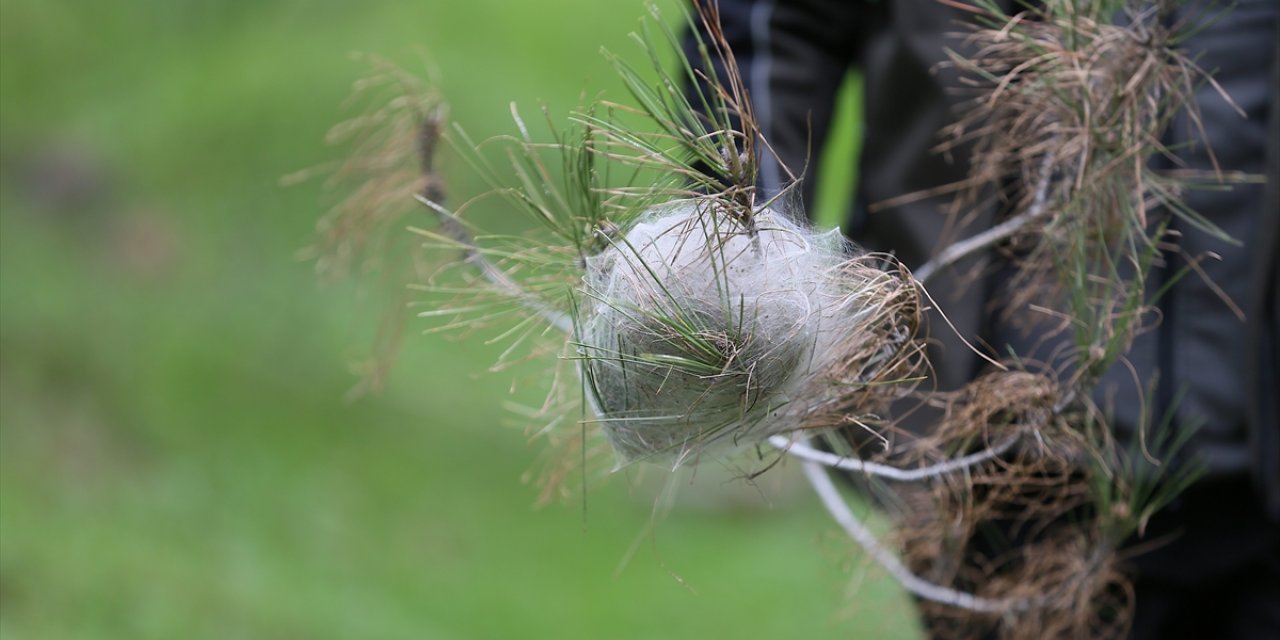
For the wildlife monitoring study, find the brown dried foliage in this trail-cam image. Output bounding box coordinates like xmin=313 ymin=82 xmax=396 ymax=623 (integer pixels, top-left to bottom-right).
xmin=798 ymin=258 xmax=928 ymax=436
xmin=891 ymin=370 xmax=1127 ymax=638
xmin=290 ymin=54 xmax=445 ymax=395
xmin=939 ymin=0 xmax=1244 ymax=364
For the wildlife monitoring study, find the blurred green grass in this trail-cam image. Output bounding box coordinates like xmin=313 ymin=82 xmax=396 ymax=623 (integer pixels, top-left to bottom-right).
xmin=0 ymin=1 xmax=917 ymax=638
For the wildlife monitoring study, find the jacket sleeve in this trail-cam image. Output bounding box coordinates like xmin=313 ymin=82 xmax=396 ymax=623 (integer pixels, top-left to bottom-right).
xmin=682 ymin=0 xmax=863 ymax=211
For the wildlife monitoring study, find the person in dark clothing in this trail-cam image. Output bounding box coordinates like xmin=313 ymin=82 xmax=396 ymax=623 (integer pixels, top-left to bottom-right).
xmin=684 ymin=1 xmax=1279 ymax=638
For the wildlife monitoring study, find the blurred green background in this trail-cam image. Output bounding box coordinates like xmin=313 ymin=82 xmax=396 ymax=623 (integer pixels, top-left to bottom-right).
xmin=0 ymin=1 xmax=917 ymax=638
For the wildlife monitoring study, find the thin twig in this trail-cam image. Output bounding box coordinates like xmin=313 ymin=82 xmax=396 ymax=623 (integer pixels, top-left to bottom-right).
xmin=799 ymin=460 xmax=1029 ymax=613
xmin=770 ymin=433 xmax=1020 ymax=481
xmin=411 ymin=112 xmax=573 ymax=334
xmin=914 ymin=212 xmax=1037 ymax=284
xmin=914 ymin=147 xmax=1057 ymax=284
xmin=414 ymin=195 xmax=573 ymax=333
